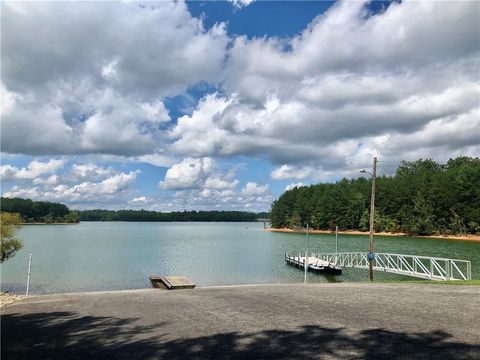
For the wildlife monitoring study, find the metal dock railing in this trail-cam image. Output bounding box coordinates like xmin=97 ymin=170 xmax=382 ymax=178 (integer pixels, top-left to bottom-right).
xmin=302 ymin=252 xmax=472 ymax=281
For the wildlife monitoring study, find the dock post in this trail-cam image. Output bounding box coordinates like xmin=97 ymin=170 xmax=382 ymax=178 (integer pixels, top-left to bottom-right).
xmin=304 ymin=251 xmax=308 ymax=284
xmin=25 ymin=253 xmax=32 ymax=298
xmin=335 ymin=226 xmax=338 ymax=265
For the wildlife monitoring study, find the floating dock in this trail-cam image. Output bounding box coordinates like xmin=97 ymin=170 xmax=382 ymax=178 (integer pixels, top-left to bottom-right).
xmin=149 ymin=276 xmax=196 ymax=290
xmin=285 ymin=253 xmax=342 ymax=275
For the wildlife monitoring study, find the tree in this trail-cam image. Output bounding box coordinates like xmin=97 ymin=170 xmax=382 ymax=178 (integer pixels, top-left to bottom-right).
xmin=358 ymin=209 xmax=370 ymax=232
xmin=63 ymin=211 xmax=80 ymax=223
xmin=1 ymin=212 xmax=23 ymax=263
xmin=270 ymin=157 xmax=480 ymax=235
xmin=287 ymin=212 xmax=302 ymax=229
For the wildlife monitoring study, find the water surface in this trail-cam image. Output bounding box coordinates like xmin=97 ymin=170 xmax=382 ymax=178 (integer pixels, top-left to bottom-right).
xmin=2 ymin=222 xmax=479 ymax=294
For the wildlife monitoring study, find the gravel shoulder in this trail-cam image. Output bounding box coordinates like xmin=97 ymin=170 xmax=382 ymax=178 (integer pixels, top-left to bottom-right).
xmin=2 ymin=283 xmax=480 ymax=359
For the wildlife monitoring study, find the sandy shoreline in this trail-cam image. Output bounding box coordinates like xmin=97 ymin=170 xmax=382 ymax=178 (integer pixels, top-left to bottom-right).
xmin=267 ymin=228 xmax=480 ymax=242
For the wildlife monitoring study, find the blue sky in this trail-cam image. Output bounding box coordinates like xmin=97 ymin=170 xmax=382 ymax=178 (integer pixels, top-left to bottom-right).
xmin=188 ymin=1 xmax=334 ymax=38
xmin=1 ymin=0 xmax=479 ymax=211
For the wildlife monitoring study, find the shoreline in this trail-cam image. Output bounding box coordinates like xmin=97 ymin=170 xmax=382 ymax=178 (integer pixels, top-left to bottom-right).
xmin=22 ymin=222 xmax=79 ymax=225
xmin=267 ymin=228 xmax=480 ymax=242
xmin=4 ymin=281 xmax=479 ymax=299
xmin=2 ymin=281 xmax=479 ymax=306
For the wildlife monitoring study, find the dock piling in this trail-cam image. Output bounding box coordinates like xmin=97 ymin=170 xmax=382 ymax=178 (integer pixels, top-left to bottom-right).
xmin=304 ymin=251 xmax=308 ymax=284
xmin=25 ymin=254 xmax=32 ymax=298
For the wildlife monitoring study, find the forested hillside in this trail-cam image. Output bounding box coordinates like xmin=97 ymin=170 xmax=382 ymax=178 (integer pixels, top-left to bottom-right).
xmin=77 ymin=209 xmax=268 ymax=222
xmin=0 ymin=197 xmax=79 ymax=223
xmin=270 ymin=157 xmax=480 ymax=236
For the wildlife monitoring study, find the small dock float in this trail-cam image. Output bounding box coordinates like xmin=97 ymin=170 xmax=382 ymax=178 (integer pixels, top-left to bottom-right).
xmin=149 ymin=276 xmax=196 ymax=290
xmin=285 ymin=253 xmax=342 ymax=275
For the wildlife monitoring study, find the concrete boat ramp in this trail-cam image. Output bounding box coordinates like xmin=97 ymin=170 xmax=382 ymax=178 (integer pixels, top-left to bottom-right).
xmin=2 ymin=283 xmax=479 ymax=359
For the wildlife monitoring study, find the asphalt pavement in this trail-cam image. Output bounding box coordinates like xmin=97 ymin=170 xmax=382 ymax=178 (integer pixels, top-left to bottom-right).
xmin=2 ymin=283 xmax=479 ymax=359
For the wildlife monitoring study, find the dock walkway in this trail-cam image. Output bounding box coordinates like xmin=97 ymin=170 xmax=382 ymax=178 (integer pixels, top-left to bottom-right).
xmin=285 ymin=253 xmax=342 ymax=273
xmin=285 ymin=252 xmax=472 ymax=281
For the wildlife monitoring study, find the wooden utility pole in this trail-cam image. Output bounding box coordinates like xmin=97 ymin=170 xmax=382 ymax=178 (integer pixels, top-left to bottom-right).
xmin=368 ymin=157 xmax=377 ymax=282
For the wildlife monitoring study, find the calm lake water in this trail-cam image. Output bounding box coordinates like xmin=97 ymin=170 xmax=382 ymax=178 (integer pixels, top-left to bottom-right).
xmin=2 ymin=222 xmax=479 ymax=294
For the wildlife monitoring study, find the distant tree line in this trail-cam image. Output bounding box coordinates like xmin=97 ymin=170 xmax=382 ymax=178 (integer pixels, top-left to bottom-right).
xmin=77 ymin=209 xmax=269 ymax=222
xmin=270 ymin=157 xmax=480 ymax=236
xmin=0 ymin=197 xmax=269 ymax=223
xmin=1 ymin=197 xmax=79 ymax=223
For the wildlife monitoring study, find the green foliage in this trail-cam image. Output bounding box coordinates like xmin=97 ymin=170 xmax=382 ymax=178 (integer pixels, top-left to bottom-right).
xmin=76 ymin=209 xmax=266 ymax=222
xmin=270 ymin=157 xmax=480 ymax=236
xmin=1 ymin=197 xmax=76 ymax=223
xmin=63 ymin=211 xmax=80 ymax=223
xmin=0 ymin=212 xmax=23 ymax=263
xmin=287 ymin=212 xmax=302 ymax=229
xmin=358 ymin=209 xmax=370 ymax=232
xmin=358 ymin=210 xmax=399 ymax=233
xmin=0 ymin=197 xmax=269 ymax=223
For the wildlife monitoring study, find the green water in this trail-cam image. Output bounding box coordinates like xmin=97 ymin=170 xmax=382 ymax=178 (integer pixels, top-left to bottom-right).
xmin=1 ymin=222 xmax=479 ymax=294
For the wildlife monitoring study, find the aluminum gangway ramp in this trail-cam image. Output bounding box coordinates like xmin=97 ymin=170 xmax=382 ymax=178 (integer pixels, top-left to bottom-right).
xmin=308 ymin=252 xmax=472 ymax=281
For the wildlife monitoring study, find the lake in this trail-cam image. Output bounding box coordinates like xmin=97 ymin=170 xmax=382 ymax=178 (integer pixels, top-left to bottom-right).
xmin=1 ymin=222 xmax=479 ymax=294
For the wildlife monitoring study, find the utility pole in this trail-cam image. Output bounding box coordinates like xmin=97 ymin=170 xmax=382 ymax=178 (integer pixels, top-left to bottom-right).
xmin=335 ymin=225 xmax=338 ymax=266
xmin=335 ymin=225 xmax=338 ymax=254
xmin=304 ymin=224 xmax=309 ymax=284
xmin=368 ymin=157 xmax=377 ymax=282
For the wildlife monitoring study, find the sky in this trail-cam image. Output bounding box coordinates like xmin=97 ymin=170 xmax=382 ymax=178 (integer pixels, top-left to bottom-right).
xmin=1 ymin=0 xmax=479 ymax=212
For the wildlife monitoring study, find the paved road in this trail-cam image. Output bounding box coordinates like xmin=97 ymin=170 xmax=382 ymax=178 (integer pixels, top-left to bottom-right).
xmin=2 ymin=283 xmax=479 ymax=359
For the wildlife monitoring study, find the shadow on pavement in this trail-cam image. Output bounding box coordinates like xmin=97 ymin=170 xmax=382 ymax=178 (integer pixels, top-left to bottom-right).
xmin=2 ymin=311 xmax=479 ymax=359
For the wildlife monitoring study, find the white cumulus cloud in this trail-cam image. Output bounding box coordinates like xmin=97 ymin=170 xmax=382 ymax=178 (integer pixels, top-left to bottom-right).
xmin=2 ymin=162 xmax=141 ymax=207
xmin=1 ymin=159 xmax=66 ymax=181
xmin=167 ymin=0 xmax=479 ymax=176
xmin=1 ymin=0 xmax=479 ymax=209
xmin=285 ymin=182 xmax=306 ymax=191
xmin=228 ymin=0 xmax=255 ymax=9
xmin=241 ymin=182 xmax=268 ymax=196
xmin=159 ymin=157 xmax=214 ymax=190
xmin=1 ymin=1 xmax=228 ymax=156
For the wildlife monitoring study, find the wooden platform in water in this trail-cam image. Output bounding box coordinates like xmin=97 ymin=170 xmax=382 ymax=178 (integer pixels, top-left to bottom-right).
xmin=149 ymin=276 xmax=196 ymax=290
